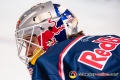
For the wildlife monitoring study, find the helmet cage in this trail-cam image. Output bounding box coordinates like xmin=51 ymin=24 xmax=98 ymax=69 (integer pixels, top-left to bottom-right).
xmin=15 ymin=25 xmax=42 ymax=65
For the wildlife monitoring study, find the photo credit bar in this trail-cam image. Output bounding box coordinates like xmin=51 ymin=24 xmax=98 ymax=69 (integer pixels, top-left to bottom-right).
xmin=78 ymin=72 xmax=119 ymax=76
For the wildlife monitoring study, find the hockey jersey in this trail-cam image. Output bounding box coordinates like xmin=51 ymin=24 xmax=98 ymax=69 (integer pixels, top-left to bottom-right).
xmin=31 ymin=35 xmax=120 ymax=80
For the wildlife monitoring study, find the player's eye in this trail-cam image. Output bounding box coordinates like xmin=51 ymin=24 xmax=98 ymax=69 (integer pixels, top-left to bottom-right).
xmin=31 ymin=40 xmax=34 ymax=43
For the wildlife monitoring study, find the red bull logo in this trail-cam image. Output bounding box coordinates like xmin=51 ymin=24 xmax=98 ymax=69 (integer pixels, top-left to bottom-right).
xmin=38 ymin=18 xmax=65 ymax=51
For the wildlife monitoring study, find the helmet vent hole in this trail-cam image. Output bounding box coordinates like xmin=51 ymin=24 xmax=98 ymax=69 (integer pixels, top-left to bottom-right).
xmin=48 ymin=26 xmax=53 ymax=31
xmin=40 ymin=6 xmax=44 ymax=9
xmin=40 ymin=27 xmax=44 ymax=30
xmin=33 ymin=17 xmax=36 ymax=21
xmin=66 ymin=23 xmax=69 ymax=27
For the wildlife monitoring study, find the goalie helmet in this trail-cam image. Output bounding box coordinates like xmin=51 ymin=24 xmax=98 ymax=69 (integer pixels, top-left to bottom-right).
xmin=15 ymin=1 xmax=79 ymax=66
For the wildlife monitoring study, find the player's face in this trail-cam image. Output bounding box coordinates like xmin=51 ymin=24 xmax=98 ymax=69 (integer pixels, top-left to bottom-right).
xmin=24 ymin=36 xmax=38 ymax=57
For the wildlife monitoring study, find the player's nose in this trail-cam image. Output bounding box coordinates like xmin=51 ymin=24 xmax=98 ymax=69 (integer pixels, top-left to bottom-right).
xmin=26 ymin=47 xmax=33 ymax=57
xmin=27 ymin=52 xmax=33 ymax=57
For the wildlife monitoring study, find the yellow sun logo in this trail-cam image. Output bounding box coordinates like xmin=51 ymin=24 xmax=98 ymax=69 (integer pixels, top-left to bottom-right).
xmin=69 ymin=71 xmax=77 ymax=79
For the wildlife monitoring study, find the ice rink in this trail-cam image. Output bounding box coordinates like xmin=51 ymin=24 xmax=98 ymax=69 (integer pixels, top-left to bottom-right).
xmin=0 ymin=0 xmax=120 ymax=80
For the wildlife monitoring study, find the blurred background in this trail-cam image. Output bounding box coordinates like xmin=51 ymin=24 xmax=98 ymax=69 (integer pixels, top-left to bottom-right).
xmin=0 ymin=0 xmax=120 ymax=80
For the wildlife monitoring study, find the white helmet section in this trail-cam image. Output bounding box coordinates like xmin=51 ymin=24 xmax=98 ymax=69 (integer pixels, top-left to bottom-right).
xmin=56 ymin=4 xmax=78 ymax=36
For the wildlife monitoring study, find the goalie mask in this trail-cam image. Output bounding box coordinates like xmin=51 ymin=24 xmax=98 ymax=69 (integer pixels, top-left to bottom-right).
xmin=15 ymin=1 xmax=78 ymax=66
